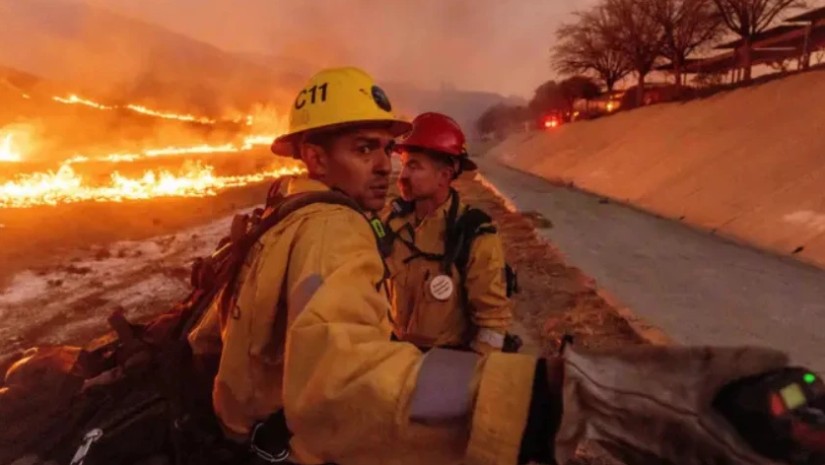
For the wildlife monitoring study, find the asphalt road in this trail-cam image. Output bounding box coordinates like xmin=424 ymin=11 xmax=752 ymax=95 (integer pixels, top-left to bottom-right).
xmin=479 ymin=158 xmax=825 ymax=374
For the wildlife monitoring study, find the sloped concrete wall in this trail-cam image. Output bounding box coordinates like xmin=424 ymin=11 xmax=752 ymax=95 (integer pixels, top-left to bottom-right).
xmin=491 ymin=70 xmax=825 ymax=267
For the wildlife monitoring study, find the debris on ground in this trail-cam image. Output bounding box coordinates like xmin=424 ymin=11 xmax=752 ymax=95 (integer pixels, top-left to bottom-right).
xmin=521 ymin=210 xmax=554 ymax=229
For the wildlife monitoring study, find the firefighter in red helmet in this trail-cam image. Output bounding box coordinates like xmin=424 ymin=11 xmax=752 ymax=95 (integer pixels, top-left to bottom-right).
xmin=382 ymin=112 xmax=518 ymax=354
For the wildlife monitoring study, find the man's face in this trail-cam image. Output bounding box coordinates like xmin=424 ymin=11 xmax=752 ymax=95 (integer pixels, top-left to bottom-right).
xmin=305 ymin=127 xmax=394 ymax=211
xmin=397 ymin=149 xmax=453 ymax=202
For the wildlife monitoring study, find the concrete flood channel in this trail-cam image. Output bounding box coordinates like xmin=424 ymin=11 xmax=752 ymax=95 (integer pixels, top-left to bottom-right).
xmin=479 ymin=159 xmax=825 ymax=374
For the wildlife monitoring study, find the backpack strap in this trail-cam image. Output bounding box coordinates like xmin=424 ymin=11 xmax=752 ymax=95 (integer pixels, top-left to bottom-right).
xmin=446 ymin=205 xmax=496 ymax=316
xmin=388 ymin=197 xmax=415 ymax=220
xmin=450 ymin=207 xmax=518 ymax=299
xmin=259 ymin=189 xmax=364 ymax=238
xmin=219 ymin=189 xmax=373 ymax=321
xmin=448 ymin=206 xmax=523 ymax=352
xmin=451 ymin=207 xmax=496 ymax=278
xmin=384 ymin=192 xmax=462 ymax=269
xmin=440 ymin=189 xmax=463 ymax=275
xmin=379 ymin=191 xmax=512 ymax=298
xmin=378 ymin=197 xmax=414 ymax=258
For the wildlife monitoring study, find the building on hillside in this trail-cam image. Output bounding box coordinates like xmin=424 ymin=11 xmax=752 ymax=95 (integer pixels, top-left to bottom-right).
xmin=571 ymin=83 xmax=683 ymax=117
xmin=656 ymin=6 xmax=825 ymax=84
xmin=574 ymin=91 xmax=623 ymax=114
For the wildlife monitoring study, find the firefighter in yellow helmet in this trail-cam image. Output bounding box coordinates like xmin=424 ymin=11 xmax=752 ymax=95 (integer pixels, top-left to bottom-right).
xmin=186 ymin=66 xmax=817 ymax=465
xmin=187 ymin=66 xmax=548 ymax=465
xmin=382 ymin=112 xmax=515 ymax=354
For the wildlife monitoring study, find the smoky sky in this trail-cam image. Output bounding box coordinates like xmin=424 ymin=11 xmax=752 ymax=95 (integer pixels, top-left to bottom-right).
xmin=81 ymin=0 xmax=598 ymax=98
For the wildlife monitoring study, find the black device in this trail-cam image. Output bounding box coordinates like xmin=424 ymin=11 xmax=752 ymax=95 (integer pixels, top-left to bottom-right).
xmin=715 ymin=366 xmax=825 ymax=465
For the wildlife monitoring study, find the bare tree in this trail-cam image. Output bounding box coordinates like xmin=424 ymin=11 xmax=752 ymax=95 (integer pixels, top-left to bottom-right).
xmin=598 ymin=0 xmax=665 ymax=106
xmin=711 ymin=0 xmax=807 ymax=81
xmin=552 ymin=11 xmax=632 ymax=92
xmin=559 ymin=76 xmax=602 ymax=111
xmin=476 ymin=104 xmax=529 ymax=139
xmin=528 ymin=80 xmax=567 ymax=116
xmin=646 ymin=0 xmax=723 ymax=86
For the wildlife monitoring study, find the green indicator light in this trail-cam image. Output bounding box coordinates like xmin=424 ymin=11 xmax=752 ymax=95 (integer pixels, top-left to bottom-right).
xmin=804 ymin=373 xmax=816 ymax=384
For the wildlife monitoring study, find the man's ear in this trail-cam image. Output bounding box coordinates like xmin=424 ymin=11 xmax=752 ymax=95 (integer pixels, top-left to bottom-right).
xmin=300 ymin=143 xmax=328 ymax=178
xmin=440 ymin=164 xmax=458 ymax=185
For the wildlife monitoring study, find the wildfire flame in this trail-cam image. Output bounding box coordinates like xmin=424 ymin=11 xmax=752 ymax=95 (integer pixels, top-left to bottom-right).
xmin=62 ymin=135 xmax=277 ymax=165
xmin=0 ymin=160 xmax=305 ymax=208
xmin=0 ymin=124 xmax=295 ymax=207
xmin=0 ymin=133 xmax=22 ymax=162
xmin=125 ymin=104 xmax=216 ymax=125
xmin=53 ymin=94 xmax=115 ymax=110
xmin=51 ymin=93 xmax=234 ymax=126
xmin=1 ymin=92 xmax=291 ymax=208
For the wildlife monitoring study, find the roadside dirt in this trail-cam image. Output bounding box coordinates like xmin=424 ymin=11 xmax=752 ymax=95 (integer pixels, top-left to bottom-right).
xmin=454 ymin=173 xmax=645 ymax=356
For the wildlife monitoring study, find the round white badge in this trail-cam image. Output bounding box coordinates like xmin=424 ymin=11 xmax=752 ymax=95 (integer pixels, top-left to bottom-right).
xmin=429 ymin=274 xmax=454 ymax=301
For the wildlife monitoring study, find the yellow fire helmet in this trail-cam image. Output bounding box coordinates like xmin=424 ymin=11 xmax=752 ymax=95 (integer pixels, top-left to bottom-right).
xmin=271 ymin=67 xmax=412 ymax=158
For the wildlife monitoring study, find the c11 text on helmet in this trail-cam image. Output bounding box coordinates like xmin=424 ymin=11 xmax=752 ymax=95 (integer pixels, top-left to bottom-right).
xmin=295 ymin=83 xmax=329 ymax=110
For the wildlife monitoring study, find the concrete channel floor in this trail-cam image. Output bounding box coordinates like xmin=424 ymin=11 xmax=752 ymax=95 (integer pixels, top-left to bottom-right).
xmin=479 ymin=159 xmax=825 ymax=374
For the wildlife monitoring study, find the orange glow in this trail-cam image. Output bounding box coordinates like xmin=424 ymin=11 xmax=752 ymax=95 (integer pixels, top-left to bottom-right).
xmin=0 ymin=133 xmax=22 ymax=162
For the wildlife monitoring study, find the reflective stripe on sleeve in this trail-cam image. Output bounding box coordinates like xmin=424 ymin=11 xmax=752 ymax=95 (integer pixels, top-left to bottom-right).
xmin=289 ymin=274 xmax=323 ymax=315
xmin=477 ymin=329 xmax=505 ymax=349
xmin=410 ymin=348 xmax=480 ymax=423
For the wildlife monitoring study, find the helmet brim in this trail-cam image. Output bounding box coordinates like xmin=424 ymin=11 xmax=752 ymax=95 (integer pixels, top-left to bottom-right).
xmin=393 ymin=143 xmax=478 ymax=173
xmin=271 ymin=119 xmax=412 ymax=158
xmin=460 ymin=157 xmax=478 ymax=172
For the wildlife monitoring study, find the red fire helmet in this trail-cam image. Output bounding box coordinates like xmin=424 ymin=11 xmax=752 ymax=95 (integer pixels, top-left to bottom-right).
xmin=394 ymin=112 xmax=477 ymax=171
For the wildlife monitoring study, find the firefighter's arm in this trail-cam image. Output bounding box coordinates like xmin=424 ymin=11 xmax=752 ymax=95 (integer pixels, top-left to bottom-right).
xmin=464 ymin=228 xmax=513 ymax=354
xmin=281 ymin=208 xmax=543 ymax=465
